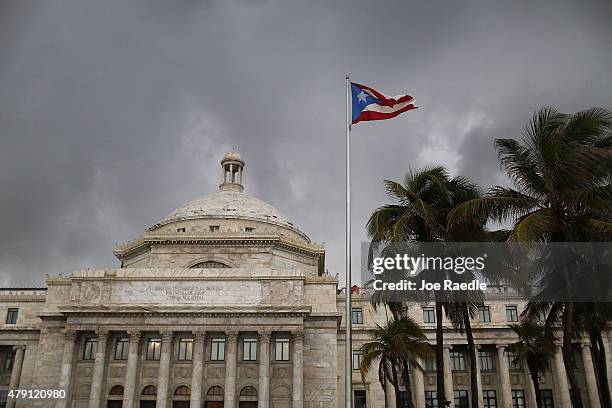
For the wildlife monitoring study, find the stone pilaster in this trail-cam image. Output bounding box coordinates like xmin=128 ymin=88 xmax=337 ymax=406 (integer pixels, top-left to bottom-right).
xmin=157 ymin=330 xmax=174 ymax=408
xmin=496 ymin=345 xmax=512 ymax=408
xmin=89 ymin=330 xmax=109 ymax=408
xmin=580 ymin=344 xmax=601 ymax=408
xmin=224 ymin=331 xmax=238 ymax=408
xmin=258 ymin=331 xmax=271 ymax=408
xmin=191 ymin=331 xmax=206 ymax=408
xmin=292 ymin=330 xmax=304 ymax=408
xmin=442 ymin=345 xmax=454 ymax=404
xmin=6 ymin=345 xmax=25 ymax=408
xmin=552 ymin=345 xmax=571 ymax=408
xmin=56 ymin=330 xmax=77 ymax=408
xmin=412 ymin=357 xmax=425 ymax=408
xmin=123 ymin=331 xmax=142 ymax=408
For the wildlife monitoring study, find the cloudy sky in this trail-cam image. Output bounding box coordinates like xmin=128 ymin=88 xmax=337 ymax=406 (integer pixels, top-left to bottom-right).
xmin=1 ymin=0 xmax=611 ymax=287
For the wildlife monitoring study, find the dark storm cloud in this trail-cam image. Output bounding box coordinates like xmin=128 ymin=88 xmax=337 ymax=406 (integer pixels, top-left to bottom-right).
xmin=1 ymin=0 xmax=611 ymax=286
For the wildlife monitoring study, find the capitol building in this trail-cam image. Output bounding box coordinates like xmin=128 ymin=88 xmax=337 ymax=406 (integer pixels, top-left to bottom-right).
xmin=0 ymin=152 xmax=610 ymax=408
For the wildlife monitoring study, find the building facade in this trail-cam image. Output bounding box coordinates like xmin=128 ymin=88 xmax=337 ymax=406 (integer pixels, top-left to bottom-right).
xmin=1 ymin=152 xmax=610 ymax=408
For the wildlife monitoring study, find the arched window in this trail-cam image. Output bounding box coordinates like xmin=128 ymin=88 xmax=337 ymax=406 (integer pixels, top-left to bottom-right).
xmin=142 ymin=386 xmax=157 ymax=396
xmin=109 ymin=385 xmax=124 ymax=396
xmin=191 ymin=261 xmax=230 ymax=268
xmin=175 ymin=386 xmax=191 ymax=396
xmin=207 ymin=386 xmax=224 ymax=396
xmin=240 ymin=386 xmax=257 ymax=397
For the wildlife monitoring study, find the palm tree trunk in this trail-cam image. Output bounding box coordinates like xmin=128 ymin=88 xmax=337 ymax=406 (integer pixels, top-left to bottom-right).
xmin=528 ymin=362 xmax=543 ymax=408
xmin=562 ymin=302 xmax=584 ymax=408
xmin=380 ymin=360 xmax=389 ymax=408
xmin=435 ymin=302 xmax=446 ymax=406
xmin=401 ymin=359 xmax=415 ymax=408
xmin=391 ymin=359 xmax=402 ymax=408
xmin=463 ymin=305 xmax=479 ymax=408
xmin=592 ymin=331 xmax=612 ymax=408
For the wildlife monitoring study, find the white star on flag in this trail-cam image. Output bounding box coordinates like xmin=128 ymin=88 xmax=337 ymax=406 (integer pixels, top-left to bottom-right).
xmin=357 ymin=91 xmax=368 ymax=103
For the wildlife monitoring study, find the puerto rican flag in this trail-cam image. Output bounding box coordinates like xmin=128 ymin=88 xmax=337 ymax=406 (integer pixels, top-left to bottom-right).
xmin=351 ymin=82 xmax=417 ymax=124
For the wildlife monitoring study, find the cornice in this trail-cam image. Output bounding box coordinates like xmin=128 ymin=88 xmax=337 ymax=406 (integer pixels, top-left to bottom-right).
xmin=113 ymin=233 xmax=324 ymax=260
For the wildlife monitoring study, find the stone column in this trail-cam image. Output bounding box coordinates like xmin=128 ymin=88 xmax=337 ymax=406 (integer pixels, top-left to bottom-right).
xmin=190 ymin=331 xmax=206 ymax=408
xmin=258 ymin=331 xmax=271 ymax=408
xmin=442 ymin=345 xmax=454 ymax=404
xmin=607 ymin=339 xmax=612 ymax=394
xmin=412 ymin=357 xmax=425 ymax=408
xmin=157 ymin=330 xmax=174 ymax=408
xmin=580 ymin=344 xmax=601 ymax=408
xmin=496 ymin=345 xmax=512 ymax=408
xmin=552 ymin=345 xmax=571 ymax=408
xmin=292 ymin=330 xmax=304 ymax=408
xmin=56 ymin=330 xmax=77 ymax=408
xmin=474 ymin=346 xmax=483 ymax=408
xmin=123 ymin=331 xmax=142 ymax=408
xmin=522 ymin=361 xmax=537 ymax=408
xmin=89 ymin=330 xmax=109 ymax=408
xmin=224 ymin=331 xmax=238 ymax=408
xmin=6 ymin=345 xmax=25 ymax=408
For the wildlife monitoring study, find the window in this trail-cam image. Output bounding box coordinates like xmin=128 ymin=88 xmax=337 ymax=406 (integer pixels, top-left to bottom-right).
xmin=209 ymin=225 xmax=219 ymax=232
xmin=423 ymin=307 xmax=435 ymax=323
xmin=511 ymin=390 xmax=525 ymax=408
xmin=115 ymin=337 xmax=129 ymax=360
xmin=177 ymin=228 xmax=186 ymax=233
xmin=479 ymin=350 xmax=495 ymax=371
xmin=275 ymin=338 xmax=290 ymax=361
xmin=352 ymin=308 xmax=363 ymax=324
xmin=211 ymin=338 xmax=225 ymax=361
xmin=244 ymin=227 xmax=255 ymax=232
xmin=191 ymin=261 xmax=229 ymax=268
xmin=450 ymin=350 xmax=466 ymax=371
xmin=507 ymin=350 xmax=521 ymax=370
xmin=83 ymin=337 xmax=97 ymax=360
xmin=5 ymin=309 xmax=18 ymax=324
xmin=142 ymin=386 xmax=157 ymax=396
xmin=483 ymin=390 xmax=497 ymax=408
xmin=240 ymin=386 xmax=257 ymax=396
xmin=506 ymin=305 xmax=519 ymax=322
xmin=479 ymin=306 xmax=491 ymax=323
xmin=109 ymin=385 xmax=124 ymax=396
xmin=2 ymin=352 xmax=14 ymax=371
xmin=354 ymin=390 xmax=367 ymax=408
xmin=207 ymin=386 xmax=223 ymax=396
xmin=425 ymin=391 xmax=438 ymax=408
xmin=540 ymin=390 xmax=554 ymax=408
xmin=353 ymin=350 xmax=363 ymax=370
xmin=243 ymin=338 xmax=258 ymax=361
xmin=177 ymin=339 xmax=193 ymax=361
xmin=175 ymin=386 xmax=191 ymax=396
xmin=454 ymin=390 xmax=468 ymax=408
xmin=146 ymin=338 xmax=162 ymax=361
xmin=424 ymin=356 xmax=436 ymax=371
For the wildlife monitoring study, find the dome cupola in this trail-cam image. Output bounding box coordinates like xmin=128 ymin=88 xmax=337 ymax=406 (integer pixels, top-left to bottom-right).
xmin=220 ymin=149 xmax=245 ymax=192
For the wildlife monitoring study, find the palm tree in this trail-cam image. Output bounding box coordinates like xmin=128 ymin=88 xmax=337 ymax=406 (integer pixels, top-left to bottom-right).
xmin=449 ymin=107 xmax=612 ymax=408
xmin=359 ymin=315 xmax=432 ymax=408
xmin=367 ymin=166 xmax=485 ymax=406
xmin=507 ymin=322 xmax=555 ymax=408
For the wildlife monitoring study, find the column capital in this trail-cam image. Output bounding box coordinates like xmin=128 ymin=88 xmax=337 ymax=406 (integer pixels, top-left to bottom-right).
xmin=96 ymin=329 xmax=109 ymax=342
xmin=580 ymin=343 xmax=591 ymax=350
xmin=259 ymin=330 xmax=272 ymax=343
xmin=193 ymin=331 xmax=207 ymax=342
xmin=443 ymin=344 xmax=453 ymax=350
xmin=496 ymin=344 xmax=507 ymax=351
xmin=476 ymin=344 xmax=482 ymax=350
xmin=292 ymin=330 xmax=304 ymax=342
xmin=12 ymin=345 xmax=26 ymax=351
xmin=64 ymin=329 xmax=78 ymax=342
xmin=160 ymin=330 xmax=174 ymax=343
xmin=127 ymin=330 xmax=141 ymax=343
xmin=226 ymin=330 xmax=238 ymax=342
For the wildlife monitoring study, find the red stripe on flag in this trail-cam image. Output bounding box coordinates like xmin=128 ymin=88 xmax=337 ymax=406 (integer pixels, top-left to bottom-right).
xmin=353 ymin=82 xmax=414 ymax=107
xmin=353 ymin=104 xmax=417 ymax=124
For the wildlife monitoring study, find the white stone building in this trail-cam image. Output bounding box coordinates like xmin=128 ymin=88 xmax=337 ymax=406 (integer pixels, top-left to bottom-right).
xmin=0 ymin=152 xmax=610 ymax=408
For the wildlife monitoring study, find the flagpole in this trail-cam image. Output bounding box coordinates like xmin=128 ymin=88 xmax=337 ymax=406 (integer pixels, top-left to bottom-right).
xmin=345 ymin=74 xmax=353 ymax=408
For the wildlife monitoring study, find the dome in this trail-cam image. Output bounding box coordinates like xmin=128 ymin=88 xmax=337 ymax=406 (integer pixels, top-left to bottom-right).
xmin=223 ymin=150 xmax=243 ymax=162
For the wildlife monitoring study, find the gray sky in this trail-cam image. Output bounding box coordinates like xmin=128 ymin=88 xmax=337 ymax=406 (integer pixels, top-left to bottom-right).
xmin=1 ymin=0 xmax=611 ymax=287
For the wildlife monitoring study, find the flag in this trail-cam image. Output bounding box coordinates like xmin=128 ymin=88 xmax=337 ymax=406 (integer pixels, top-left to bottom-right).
xmin=351 ymin=82 xmax=416 ymax=124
